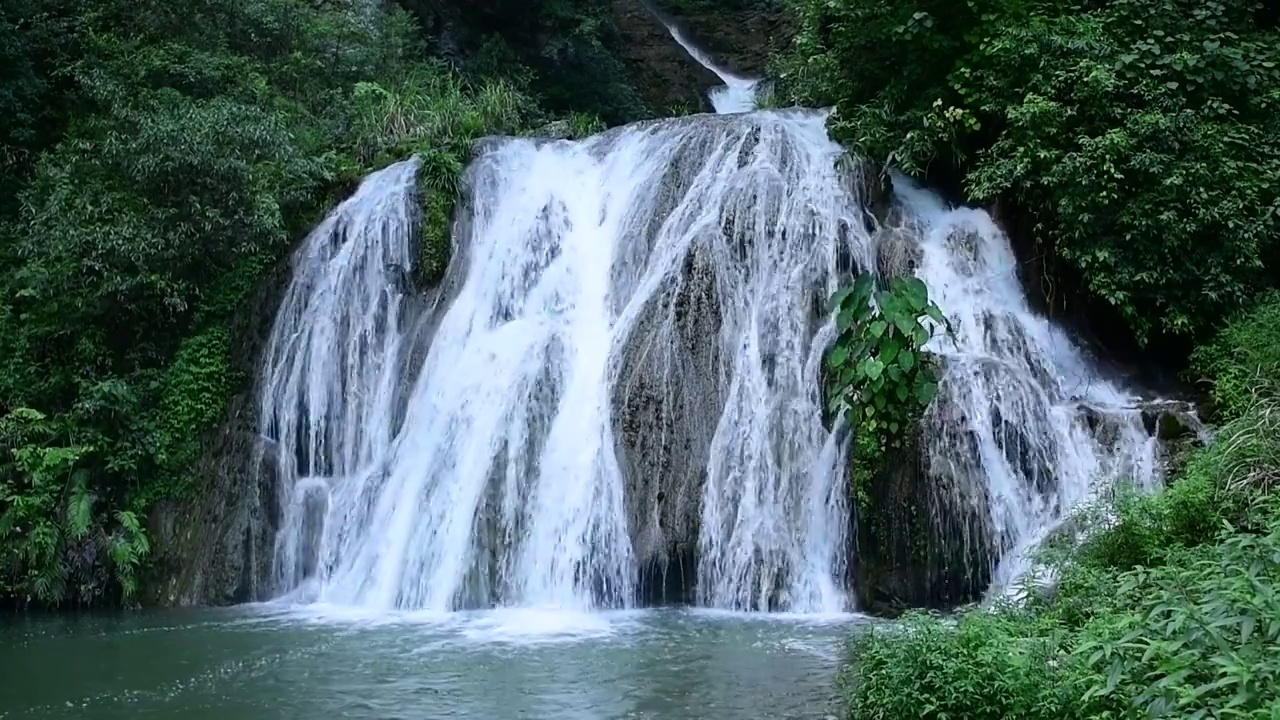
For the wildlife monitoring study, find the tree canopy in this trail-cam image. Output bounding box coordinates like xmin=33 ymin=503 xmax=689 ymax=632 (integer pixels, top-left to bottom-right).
xmin=778 ymin=0 xmax=1280 ymax=350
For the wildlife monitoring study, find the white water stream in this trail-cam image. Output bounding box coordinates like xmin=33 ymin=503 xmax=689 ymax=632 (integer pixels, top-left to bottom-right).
xmin=264 ymin=110 xmax=867 ymax=612
xmin=662 ymin=22 xmax=759 ymax=113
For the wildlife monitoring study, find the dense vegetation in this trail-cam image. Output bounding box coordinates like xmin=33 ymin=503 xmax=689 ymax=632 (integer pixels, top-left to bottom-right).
xmin=824 ymin=273 xmax=947 ymax=511
xmin=0 ymin=0 xmax=654 ymax=607
xmin=839 ymin=297 xmax=1280 ymax=717
xmin=777 ymin=0 xmax=1280 ymax=713
xmin=778 ymin=0 xmax=1280 ymax=354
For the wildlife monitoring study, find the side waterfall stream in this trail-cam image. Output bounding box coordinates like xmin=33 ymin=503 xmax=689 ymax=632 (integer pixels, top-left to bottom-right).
xmin=1 ymin=23 xmax=1175 ymax=720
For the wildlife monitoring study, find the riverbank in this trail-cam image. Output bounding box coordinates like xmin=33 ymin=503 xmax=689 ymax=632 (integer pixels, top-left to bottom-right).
xmin=835 ymin=295 xmax=1280 ymax=718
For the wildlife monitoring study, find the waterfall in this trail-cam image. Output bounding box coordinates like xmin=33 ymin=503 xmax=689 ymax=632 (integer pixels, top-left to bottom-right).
xmin=890 ymin=177 xmax=1160 ymax=594
xmin=258 ymin=111 xmax=1167 ymax=615
xmin=262 ymin=111 xmax=869 ymax=613
xmin=261 ymin=159 xmax=420 ymax=593
xmin=661 ymin=22 xmax=758 ymax=114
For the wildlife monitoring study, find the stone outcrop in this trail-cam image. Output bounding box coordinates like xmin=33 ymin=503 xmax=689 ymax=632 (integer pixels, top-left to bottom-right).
xmin=612 ymin=245 xmax=725 ymax=605
xmin=648 ymin=0 xmax=789 ymax=76
xmin=144 ymin=263 xmax=290 ymax=606
xmin=851 ymin=373 xmax=1002 ymax=615
xmin=874 ymin=224 xmax=924 ymax=279
xmin=612 ymin=0 xmax=721 ymax=114
xmin=1136 ymin=399 xmax=1204 ymax=441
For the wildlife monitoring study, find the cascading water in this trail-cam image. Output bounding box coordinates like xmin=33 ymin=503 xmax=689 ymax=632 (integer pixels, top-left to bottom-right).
xmin=261 ymin=159 xmax=421 ymax=594
xmin=661 ymin=22 xmax=758 ymax=113
xmin=262 ymin=110 xmax=870 ymax=613
xmin=260 ymin=66 xmax=1170 ymax=615
xmin=889 ymin=177 xmax=1160 ymax=594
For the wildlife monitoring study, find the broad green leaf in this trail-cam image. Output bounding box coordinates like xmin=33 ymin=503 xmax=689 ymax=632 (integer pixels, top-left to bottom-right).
xmin=827 ymin=344 xmax=849 ymax=368
xmin=866 ymin=358 xmax=885 ymax=380
xmin=912 ymin=324 xmax=929 ymax=346
xmin=916 ymin=380 xmax=938 ymax=405
xmin=828 ymin=286 xmax=855 ymax=312
xmin=880 ymin=340 xmax=900 ymax=364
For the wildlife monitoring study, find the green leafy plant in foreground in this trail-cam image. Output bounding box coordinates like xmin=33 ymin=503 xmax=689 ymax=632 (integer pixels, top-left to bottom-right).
xmin=825 ymin=273 xmax=949 ymax=487
xmin=841 ymin=299 xmax=1280 ymax=719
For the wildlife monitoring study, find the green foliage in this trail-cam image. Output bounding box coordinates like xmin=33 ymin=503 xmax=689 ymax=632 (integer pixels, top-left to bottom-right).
xmin=779 ymin=0 xmax=1280 ymax=348
xmin=845 ymin=608 xmax=1076 ymax=718
xmin=350 ymin=66 xmax=531 ymax=167
xmin=396 ymin=0 xmax=650 ymax=125
xmin=567 ymin=111 xmax=607 ymax=138
xmin=0 ymin=0 xmax=566 ymax=607
xmin=825 ymin=273 xmax=948 ymax=490
xmin=841 ymin=300 xmax=1280 ymax=719
xmin=1189 ymin=292 xmax=1280 ymax=422
xmin=0 ymin=408 xmax=150 ymax=604
xmin=149 ymin=328 xmax=234 ymax=495
xmin=849 ymin=520 xmax=1280 ymax=719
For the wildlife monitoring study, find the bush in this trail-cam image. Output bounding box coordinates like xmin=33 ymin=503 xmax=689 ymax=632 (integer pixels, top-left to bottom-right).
xmin=846 ymin=453 xmax=1280 ymax=719
xmin=777 ymin=0 xmax=1280 ymax=348
xmin=1189 ymin=292 xmax=1280 ymax=422
xmin=843 ymin=290 xmax=1280 ymax=719
xmin=846 ymin=609 xmax=1077 ymax=719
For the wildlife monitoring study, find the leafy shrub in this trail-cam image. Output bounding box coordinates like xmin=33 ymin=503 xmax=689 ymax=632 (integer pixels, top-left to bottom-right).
xmin=845 ymin=609 xmax=1076 ymax=719
xmin=843 ymin=387 xmax=1280 ymax=720
xmin=778 ymin=0 xmax=1280 ymax=347
xmin=1189 ymin=292 xmax=1280 ymax=422
xmin=825 ymin=273 xmax=948 ymax=489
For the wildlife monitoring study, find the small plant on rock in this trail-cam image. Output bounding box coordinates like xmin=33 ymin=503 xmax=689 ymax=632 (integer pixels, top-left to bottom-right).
xmin=825 ymin=272 xmax=949 ymax=481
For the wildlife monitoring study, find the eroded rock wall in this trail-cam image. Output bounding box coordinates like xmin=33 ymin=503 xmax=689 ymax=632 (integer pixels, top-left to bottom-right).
xmin=144 ymin=263 xmax=290 ymax=606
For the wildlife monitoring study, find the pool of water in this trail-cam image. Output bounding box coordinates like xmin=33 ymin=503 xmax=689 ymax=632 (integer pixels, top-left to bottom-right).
xmin=0 ymin=605 xmax=863 ymax=719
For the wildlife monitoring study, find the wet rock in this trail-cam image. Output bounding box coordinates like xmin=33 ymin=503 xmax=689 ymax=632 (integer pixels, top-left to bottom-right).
xmin=143 ymin=261 xmax=292 ymax=606
xmin=385 ymin=263 xmax=414 ymax=295
xmin=873 ymin=224 xmax=923 ymax=279
xmin=944 ymin=224 xmax=982 ymax=276
xmin=1137 ymin=399 xmax=1202 ymax=441
xmin=647 ymin=0 xmax=788 ymax=77
xmin=611 ymin=243 xmax=724 ymax=603
xmin=836 ymin=154 xmax=892 ymax=231
xmin=852 ymin=417 xmax=999 ymax=615
xmin=611 ymin=0 xmax=720 ymax=114
xmin=1075 ymin=401 xmax=1127 ymax=451
xmin=853 ymin=354 xmax=1068 ymax=615
xmin=531 ymin=120 xmax=573 ymax=140
xmin=146 ymin=413 xmax=280 ymax=606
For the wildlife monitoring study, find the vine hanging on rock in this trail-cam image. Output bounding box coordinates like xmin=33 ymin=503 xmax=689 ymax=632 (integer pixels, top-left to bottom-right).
xmin=825 ymin=272 xmax=950 ymax=461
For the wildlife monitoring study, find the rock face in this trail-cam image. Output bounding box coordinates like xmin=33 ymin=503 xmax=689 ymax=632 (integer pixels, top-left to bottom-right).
xmin=144 ymin=264 xmax=289 ymax=607
xmin=612 ymin=245 xmax=725 ymax=604
xmin=874 ymin=224 xmax=924 ymax=279
xmin=612 ymin=0 xmax=722 ymax=114
xmin=852 ymin=389 xmax=1001 ymax=615
xmin=1137 ymin=399 xmax=1204 ymax=441
xmin=648 ymin=0 xmax=788 ymax=76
